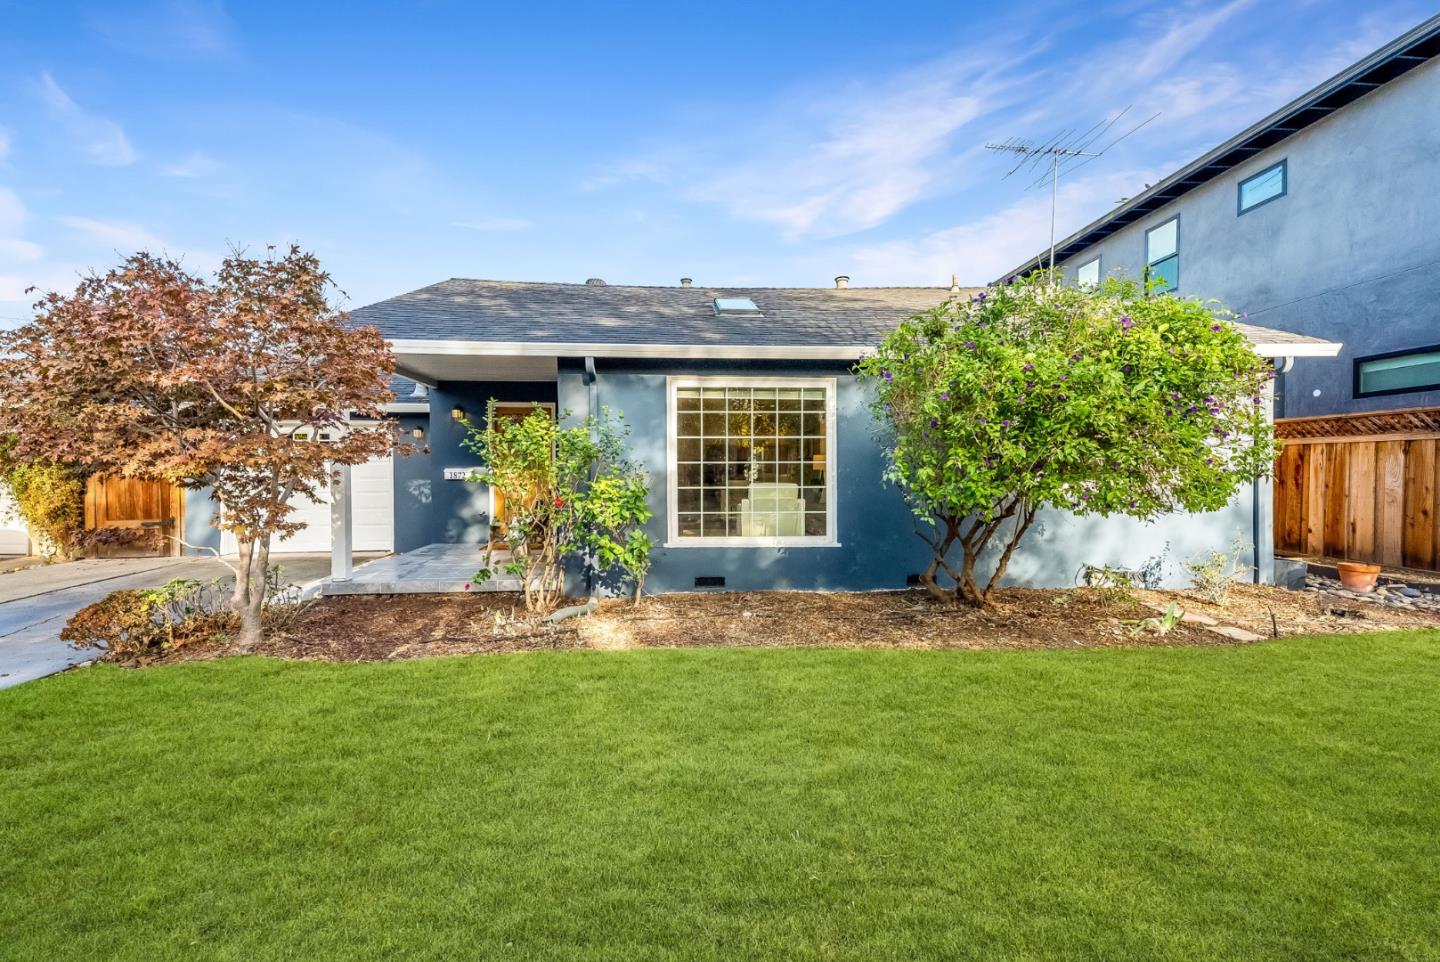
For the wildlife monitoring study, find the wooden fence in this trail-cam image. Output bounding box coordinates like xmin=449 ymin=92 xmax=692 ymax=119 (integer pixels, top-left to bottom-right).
xmin=1274 ymin=407 xmax=1440 ymax=571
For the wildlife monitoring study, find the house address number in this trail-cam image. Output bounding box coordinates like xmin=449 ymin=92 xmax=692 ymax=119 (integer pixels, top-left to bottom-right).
xmin=443 ymin=467 xmax=482 ymax=481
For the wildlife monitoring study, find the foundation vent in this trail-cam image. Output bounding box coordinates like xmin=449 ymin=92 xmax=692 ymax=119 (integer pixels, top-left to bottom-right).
xmin=694 ymin=576 xmax=726 ymax=589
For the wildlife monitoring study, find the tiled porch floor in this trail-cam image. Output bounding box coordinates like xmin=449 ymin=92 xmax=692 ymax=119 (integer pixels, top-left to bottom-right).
xmin=322 ymin=543 xmax=522 ymax=595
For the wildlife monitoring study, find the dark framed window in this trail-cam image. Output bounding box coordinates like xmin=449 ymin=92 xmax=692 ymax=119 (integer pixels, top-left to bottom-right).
xmin=1144 ymin=217 xmax=1179 ymax=293
xmin=1238 ymin=160 xmax=1287 ymax=214
xmin=1354 ymin=344 xmax=1440 ymax=398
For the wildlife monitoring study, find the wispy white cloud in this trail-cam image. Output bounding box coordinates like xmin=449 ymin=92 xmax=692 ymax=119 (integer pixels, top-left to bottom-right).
xmin=846 ymin=167 xmax=1161 ymax=285
xmin=89 ymin=0 xmax=235 ymax=57
xmin=36 ymin=73 xmax=138 ymax=166
xmin=0 ymin=187 xmax=43 ymax=264
xmin=58 ymin=215 xmax=166 ymax=251
xmin=161 ymin=151 xmax=223 ymax=177
xmin=452 ymin=216 xmax=533 ymax=232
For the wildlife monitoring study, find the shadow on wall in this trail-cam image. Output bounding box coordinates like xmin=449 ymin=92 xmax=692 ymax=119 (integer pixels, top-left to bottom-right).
xmin=991 ymin=498 xmax=1255 ymax=590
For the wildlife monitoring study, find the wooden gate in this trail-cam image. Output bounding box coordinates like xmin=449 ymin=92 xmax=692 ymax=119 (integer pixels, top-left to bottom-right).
xmin=84 ymin=476 xmax=184 ymax=558
xmin=1274 ymin=407 xmax=1440 ymax=571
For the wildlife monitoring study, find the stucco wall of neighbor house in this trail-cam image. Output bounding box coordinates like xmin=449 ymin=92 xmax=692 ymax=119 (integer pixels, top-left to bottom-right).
xmin=524 ymin=358 xmax=1257 ymax=595
xmin=1056 ymin=54 xmax=1440 ymax=419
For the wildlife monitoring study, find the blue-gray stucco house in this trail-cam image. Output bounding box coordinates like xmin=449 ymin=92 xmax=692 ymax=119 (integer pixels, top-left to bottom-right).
xmin=234 ymin=274 xmax=1336 ymax=596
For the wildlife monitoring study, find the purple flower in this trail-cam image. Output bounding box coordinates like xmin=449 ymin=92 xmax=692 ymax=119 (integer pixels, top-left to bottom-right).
xmin=1001 ymin=419 xmax=1011 ymax=428
xmin=930 ymin=418 xmax=938 ymax=427
xmin=939 ymin=391 xmax=950 ymax=400
xmin=1023 ymin=363 xmax=1034 ymax=372
xmin=977 ymin=416 xmax=988 ymax=424
xmin=1252 ymin=397 xmax=1262 ymax=405
xmin=964 ymin=341 xmax=977 ymax=349
xmin=1058 ymin=394 xmax=1068 ymax=402
xmin=1211 ymin=324 xmax=1223 ymax=332
xmin=1025 ymin=380 xmax=1034 ymax=390
xmin=882 ymin=371 xmax=892 ymax=381
xmin=1120 ymin=315 xmax=1134 ymax=330
xmin=1186 ymin=406 xmax=1199 ymax=414
xmin=1205 ymin=458 xmax=1215 ymax=467
xmin=1122 ymin=364 xmax=1133 ymax=373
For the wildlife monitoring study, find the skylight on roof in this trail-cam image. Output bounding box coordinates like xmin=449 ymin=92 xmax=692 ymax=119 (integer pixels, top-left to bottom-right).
xmin=713 ymin=297 xmax=763 ymax=317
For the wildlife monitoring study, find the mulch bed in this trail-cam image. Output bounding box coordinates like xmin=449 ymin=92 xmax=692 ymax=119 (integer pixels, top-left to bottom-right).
xmin=121 ymin=581 xmax=1410 ymax=666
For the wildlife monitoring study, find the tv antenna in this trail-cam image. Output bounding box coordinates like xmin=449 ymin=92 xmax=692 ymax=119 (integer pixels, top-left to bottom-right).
xmin=984 ymin=107 xmax=1158 ymax=284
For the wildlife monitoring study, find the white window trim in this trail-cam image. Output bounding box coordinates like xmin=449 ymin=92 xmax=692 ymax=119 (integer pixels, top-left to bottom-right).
xmin=1076 ymin=256 xmax=1101 ymax=287
xmin=665 ymin=375 xmax=840 ymax=548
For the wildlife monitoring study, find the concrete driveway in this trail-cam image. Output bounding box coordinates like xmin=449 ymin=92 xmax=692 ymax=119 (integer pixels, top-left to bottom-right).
xmin=0 ymin=554 xmax=373 ymax=690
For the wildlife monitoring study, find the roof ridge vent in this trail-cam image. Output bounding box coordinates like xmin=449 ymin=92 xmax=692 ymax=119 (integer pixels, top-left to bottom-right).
xmin=585 ymin=277 xmax=606 ymax=286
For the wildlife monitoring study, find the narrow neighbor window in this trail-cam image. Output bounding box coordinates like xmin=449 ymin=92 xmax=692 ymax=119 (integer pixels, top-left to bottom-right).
xmin=670 ymin=378 xmax=836 ymax=545
xmin=1145 ymin=217 xmax=1179 ymax=293
xmin=1076 ymin=257 xmax=1100 ymax=287
xmin=1355 ymin=345 xmax=1440 ymax=398
xmin=1238 ymin=159 xmax=1287 ymax=214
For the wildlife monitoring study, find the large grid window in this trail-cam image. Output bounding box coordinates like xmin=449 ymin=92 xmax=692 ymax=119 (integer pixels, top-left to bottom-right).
xmin=669 ymin=378 xmax=835 ymax=545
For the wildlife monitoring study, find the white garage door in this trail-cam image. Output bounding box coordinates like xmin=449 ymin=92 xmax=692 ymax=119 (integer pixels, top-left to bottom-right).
xmin=0 ymin=487 xmax=29 ymax=555
xmin=222 ymin=456 xmax=394 ymax=555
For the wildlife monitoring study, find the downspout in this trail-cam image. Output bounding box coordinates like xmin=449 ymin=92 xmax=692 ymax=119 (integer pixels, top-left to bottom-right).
xmin=584 ymin=356 xmax=598 ymax=599
xmin=1251 ymin=357 xmax=1292 ymax=584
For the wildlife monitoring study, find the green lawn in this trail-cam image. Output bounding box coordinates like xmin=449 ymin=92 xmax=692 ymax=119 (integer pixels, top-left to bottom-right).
xmin=3 ymin=634 xmax=1439 ymax=961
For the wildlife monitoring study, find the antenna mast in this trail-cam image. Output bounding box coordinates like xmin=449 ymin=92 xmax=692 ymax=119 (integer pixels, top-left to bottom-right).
xmin=984 ymin=108 xmax=1157 ymax=286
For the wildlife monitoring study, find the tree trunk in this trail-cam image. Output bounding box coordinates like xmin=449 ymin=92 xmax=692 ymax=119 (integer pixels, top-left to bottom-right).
xmin=233 ymin=536 xmax=271 ymax=650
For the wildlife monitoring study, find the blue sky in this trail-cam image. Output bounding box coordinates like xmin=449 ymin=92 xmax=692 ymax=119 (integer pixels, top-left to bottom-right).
xmin=0 ymin=0 xmax=1430 ymax=324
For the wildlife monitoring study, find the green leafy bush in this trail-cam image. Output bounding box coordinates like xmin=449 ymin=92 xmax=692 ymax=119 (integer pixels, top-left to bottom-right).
xmin=464 ymin=404 xmax=652 ymax=610
xmin=1 ymin=460 xmax=85 ymax=560
xmin=857 ymin=272 xmax=1276 ymax=607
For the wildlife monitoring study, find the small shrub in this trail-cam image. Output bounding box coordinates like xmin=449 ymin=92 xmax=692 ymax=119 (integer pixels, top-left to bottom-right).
xmin=1078 ymin=564 xmax=1139 ymax=610
xmin=1184 ymin=542 xmax=1251 ymax=606
xmin=63 ymin=566 xmax=306 ymax=659
xmin=62 ymin=579 xmax=232 ymax=659
xmin=1125 ymin=601 xmax=1186 ymax=638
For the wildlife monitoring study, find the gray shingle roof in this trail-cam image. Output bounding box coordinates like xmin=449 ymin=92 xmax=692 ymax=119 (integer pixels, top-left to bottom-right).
xmin=350 ymin=278 xmax=975 ymax=348
xmin=351 ymin=277 xmax=1336 ymax=358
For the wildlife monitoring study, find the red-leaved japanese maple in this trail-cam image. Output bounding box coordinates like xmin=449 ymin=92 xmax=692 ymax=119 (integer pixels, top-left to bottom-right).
xmin=0 ymin=247 xmax=398 ymax=646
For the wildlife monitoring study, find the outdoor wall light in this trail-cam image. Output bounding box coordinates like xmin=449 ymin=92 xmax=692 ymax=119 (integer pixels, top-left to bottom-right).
xmin=451 ymin=405 xmax=465 ymax=421
xmin=411 ymin=425 xmax=426 ymax=439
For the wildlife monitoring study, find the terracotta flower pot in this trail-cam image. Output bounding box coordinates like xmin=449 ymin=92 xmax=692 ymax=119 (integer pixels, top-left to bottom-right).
xmin=1336 ymin=561 xmax=1382 ymax=593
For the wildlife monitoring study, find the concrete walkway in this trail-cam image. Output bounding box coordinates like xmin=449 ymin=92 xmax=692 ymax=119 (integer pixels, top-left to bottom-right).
xmin=321 ymin=543 xmax=519 ymax=594
xmin=0 ymin=554 xmax=379 ymax=690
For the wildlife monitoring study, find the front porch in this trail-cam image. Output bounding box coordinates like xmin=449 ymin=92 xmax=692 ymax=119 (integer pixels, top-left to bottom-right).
xmin=322 ymin=543 xmax=521 ymax=595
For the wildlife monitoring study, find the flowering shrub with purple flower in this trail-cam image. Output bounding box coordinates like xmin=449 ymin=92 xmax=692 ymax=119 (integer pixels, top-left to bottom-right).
xmin=856 ymin=271 xmax=1276 ymax=607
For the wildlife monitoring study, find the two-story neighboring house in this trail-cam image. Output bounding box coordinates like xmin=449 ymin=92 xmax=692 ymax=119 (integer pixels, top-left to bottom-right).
xmin=1000 ymin=14 xmax=1440 ymax=573
xmin=1002 ymin=13 xmax=1440 ymax=422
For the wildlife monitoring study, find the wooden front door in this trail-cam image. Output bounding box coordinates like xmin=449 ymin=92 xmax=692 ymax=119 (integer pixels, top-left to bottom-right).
xmin=488 ymin=403 xmax=555 ymax=548
xmin=85 ymin=476 xmax=183 ymax=558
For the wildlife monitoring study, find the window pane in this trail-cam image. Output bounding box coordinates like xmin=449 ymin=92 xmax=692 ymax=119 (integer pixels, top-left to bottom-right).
xmin=1239 ymin=162 xmax=1285 ymax=212
xmin=1077 ymin=258 xmax=1100 ymax=287
xmin=1358 ymin=350 xmax=1440 ymax=394
xmin=1146 ymin=218 xmax=1178 ymax=262
xmin=671 ymin=382 xmax=831 ymax=539
xmin=1148 ymin=254 xmax=1179 ymax=293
